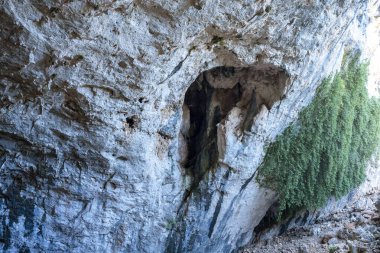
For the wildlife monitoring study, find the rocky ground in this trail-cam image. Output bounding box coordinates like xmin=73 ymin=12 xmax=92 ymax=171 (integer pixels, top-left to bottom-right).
xmin=243 ymin=191 xmax=380 ymax=253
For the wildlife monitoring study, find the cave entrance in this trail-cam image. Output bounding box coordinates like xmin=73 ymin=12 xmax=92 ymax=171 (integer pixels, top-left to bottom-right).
xmin=179 ymin=65 xmax=289 ymax=187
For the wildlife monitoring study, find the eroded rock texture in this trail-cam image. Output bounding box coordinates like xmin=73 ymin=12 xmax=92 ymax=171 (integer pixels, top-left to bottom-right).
xmin=179 ymin=66 xmax=288 ymax=187
xmin=0 ymin=0 xmax=378 ymax=252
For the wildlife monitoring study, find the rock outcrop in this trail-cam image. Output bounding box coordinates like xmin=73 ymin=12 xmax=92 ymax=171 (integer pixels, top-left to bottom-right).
xmin=0 ymin=0 xmax=379 ymax=252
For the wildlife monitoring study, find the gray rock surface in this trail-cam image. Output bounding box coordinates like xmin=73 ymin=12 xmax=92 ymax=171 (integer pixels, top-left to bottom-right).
xmin=0 ymin=0 xmax=379 ymax=252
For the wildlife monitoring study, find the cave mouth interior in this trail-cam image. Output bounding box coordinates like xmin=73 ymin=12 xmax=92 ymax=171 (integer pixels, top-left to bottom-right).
xmin=179 ymin=65 xmax=289 ymax=186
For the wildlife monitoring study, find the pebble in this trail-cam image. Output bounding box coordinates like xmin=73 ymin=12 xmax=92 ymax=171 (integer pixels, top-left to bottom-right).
xmin=356 ymin=215 xmax=367 ymax=225
xmin=353 ymin=227 xmax=374 ymax=242
xmin=311 ymin=227 xmax=321 ymax=236
xmin=354 ymin=199 xmax=373 ymax=212
xmin=298 ymin=244 xmax=308 ymax=253
xmin=375 ymin=198 xmax=380 ymax=212
xmin=344 ymin=222 xmax=356 ymax=230
xmin=337 ymin=229 xmax=350 ymax=240
xmin=348 ymin=242 xmax=358 ymax=253
xmin=327 ymin=237 xmax=340 ymax=245
xmin=321 ymin=234 xmax=334 ymax=244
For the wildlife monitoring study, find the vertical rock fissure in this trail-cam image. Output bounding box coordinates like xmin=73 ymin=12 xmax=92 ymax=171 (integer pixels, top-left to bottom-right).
xmin=208 ymin=169 xmax=230 ymax=238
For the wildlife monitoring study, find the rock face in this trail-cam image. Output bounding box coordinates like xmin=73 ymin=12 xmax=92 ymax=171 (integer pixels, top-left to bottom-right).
xmin=0 ymin=0 xmax=378 ymax=252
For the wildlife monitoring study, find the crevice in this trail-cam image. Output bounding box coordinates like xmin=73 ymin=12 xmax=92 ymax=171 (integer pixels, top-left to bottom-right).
xmin=159 ymin=52 xmax=190 ymax=84
xmin=239 ymin=170 xmax=257 ymax=193
xmin=208 ymin=193 xmax=224 ymax=238
xmin=208 ymin=169 xmax=230 ymax=238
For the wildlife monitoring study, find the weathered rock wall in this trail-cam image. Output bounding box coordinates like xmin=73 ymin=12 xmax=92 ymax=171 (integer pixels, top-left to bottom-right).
xmin=0 ymin=0 xmax=377 ymax=252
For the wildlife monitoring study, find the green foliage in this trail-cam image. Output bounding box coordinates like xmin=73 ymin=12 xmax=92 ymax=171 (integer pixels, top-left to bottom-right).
xmin=257 ymin=54 xmax=380 ymax=218
xmin=165 ymin=218 xmax=177 ymax=230
xmin=329 ymin=246 xmax=338 ymax=253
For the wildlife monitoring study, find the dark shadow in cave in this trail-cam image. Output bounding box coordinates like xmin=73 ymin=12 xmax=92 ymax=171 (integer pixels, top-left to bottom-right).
xmin=183 ymin=67 xmax=242 ymax=182
xmin=179 ymin=65 xmax=289 ymax=191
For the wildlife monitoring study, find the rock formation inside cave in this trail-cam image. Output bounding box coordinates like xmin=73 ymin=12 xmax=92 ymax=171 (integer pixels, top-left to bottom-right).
xmin=179 ymin=65 xmax=289 ymax=188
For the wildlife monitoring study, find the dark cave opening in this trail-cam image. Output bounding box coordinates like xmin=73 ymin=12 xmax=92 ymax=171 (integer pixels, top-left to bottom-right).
xmin=253 ymin=201 xmax=313 ymax=242
xmin=167 ymin=65 xmax=290 ymax=253
xmin=183 ymin=67 xmax=242 ymax=182
xmin=179 ymin=65 xmax=289 ymax=189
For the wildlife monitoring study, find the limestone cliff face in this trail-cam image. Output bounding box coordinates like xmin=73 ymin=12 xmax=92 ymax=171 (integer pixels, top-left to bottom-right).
xmin=0 ymin=0 xmax=378 ymax=252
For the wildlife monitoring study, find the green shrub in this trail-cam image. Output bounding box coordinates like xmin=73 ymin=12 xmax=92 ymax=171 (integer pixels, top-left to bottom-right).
xmin=329 ymin=246 xmax=338 ymax=253
xmin=257 ymin=54 xmax=380 ymax=218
